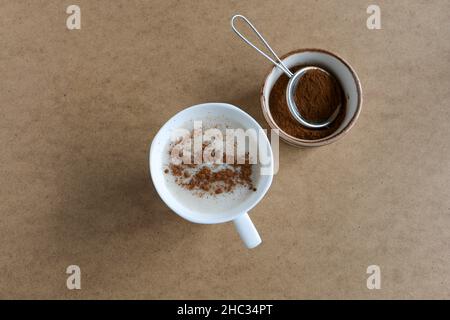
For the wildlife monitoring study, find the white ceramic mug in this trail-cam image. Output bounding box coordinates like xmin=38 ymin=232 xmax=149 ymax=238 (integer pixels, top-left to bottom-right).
xmin=149 ymin=103 xmax=274 ymax=249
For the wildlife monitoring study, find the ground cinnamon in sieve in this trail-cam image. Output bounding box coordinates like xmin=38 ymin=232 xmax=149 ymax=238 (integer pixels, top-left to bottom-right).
xmin=269 ymin=65 xmax=346 ymax=140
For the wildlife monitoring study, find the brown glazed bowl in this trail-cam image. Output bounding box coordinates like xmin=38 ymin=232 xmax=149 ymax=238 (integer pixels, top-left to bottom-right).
xmin=260 ymin=49 xmax=362 ymax=147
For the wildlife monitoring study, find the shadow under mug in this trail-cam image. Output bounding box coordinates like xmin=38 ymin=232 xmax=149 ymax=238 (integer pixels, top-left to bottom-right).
xmin=149 ymin=103 xmax=274 ymax=248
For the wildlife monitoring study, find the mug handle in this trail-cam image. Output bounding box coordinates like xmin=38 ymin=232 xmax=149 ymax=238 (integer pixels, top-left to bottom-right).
xmin=233 ymin=213 xmax=262 ymax=249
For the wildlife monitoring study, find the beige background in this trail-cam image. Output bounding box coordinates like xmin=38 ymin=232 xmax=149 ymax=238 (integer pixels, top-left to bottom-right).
xmin=1 ymin=0 xmax=449 ymax=299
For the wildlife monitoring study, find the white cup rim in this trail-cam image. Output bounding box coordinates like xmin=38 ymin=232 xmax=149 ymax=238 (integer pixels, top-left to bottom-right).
xmin=149 ymin=102 xmax=274 ymax=224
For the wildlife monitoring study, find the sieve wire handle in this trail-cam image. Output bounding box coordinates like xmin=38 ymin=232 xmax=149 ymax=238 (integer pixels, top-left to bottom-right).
xmin=231 ymin=14 xmax=294 ymax=78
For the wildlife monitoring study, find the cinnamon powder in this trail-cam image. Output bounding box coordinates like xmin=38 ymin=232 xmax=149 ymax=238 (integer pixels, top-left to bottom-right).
xmin=165 ymin=131 xmax=256 ymax=197
xmin=269 ymin=65 xmax=346 ymax=140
